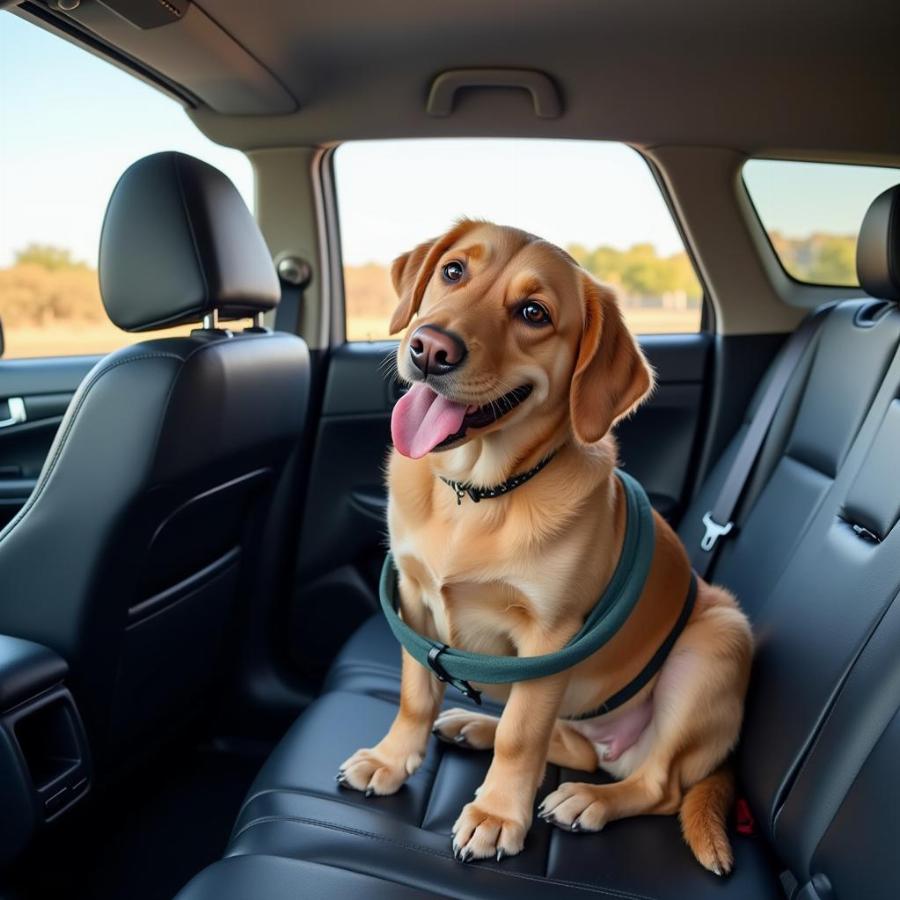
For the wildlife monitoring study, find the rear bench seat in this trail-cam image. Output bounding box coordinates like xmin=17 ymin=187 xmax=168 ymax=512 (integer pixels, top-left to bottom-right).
xmin=175 ymin=187 xmax=900 ymax=899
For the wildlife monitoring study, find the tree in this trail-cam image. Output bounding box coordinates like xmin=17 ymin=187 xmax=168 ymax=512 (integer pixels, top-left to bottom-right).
xmin=13 ymin=244 xmax=86 ymax=271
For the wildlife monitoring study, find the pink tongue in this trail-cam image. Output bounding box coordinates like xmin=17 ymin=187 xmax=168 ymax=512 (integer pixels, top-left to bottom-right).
xmin=391 ymin=383 xmax=468 ymax=459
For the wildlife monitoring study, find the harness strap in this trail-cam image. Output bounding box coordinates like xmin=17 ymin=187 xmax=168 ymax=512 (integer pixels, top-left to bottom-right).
xmin=569 ymin=571 xmax=697 ymax=719
xmin=380 ymin=469 xmax=662 ymax=699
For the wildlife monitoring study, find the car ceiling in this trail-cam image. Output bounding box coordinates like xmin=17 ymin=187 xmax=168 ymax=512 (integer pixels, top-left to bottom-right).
xmin=14 ymin=0 xmax=900 ymax=158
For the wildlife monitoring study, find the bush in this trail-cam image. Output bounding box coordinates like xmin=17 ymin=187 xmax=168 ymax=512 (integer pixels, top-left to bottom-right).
xmin=0 ymin=263 xmax=104 ymax=327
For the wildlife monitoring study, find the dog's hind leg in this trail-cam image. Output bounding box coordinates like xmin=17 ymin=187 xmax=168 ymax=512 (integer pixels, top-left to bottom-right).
xmin=539 ymin=585 xmax=752 ymax=874
xmin=434 ymin=708 xmax=598 ymax=770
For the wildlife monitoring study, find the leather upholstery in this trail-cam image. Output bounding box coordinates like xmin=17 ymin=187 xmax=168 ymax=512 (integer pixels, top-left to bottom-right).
xmin=679 ymin=299 xmax=900 ymax=617
xmin=0 ymin=157 xmax=310 ymax=772
xmin=0 ymin=333 xmax=309 ymax=768
xmin=224 ymin=690 xmax=780 ymax=900
xmin=857 ymin=184 xmax=900 ymax=302
xmin=175 ymin=856 xmax=438 ymax=900
xmin=735 ymin=318 xmax=900 ymax=836
xmin=99 ymin=152 xmax=280 ymax=331
xmin=0 ymin=635 xmax=67 ymax=711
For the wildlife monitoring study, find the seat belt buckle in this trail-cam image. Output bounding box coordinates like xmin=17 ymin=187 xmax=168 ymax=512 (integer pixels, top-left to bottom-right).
xmin=700 ymin=512 xmax=734 ymax=552
xmin=426 ymin=644 xmax=482 ymax=705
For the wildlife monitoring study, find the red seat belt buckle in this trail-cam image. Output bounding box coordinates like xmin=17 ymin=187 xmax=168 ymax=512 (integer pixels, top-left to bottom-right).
xmin=736 ymin=797 xmax=755 ymax=836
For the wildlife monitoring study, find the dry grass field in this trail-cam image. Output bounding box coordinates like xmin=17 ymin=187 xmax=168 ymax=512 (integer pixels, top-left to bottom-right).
xmin=4 ymin=323 xmax=194 ymax=358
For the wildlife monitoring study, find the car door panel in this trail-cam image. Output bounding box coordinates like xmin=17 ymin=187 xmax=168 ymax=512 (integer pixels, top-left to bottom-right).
xmin=288 ymin=334 xmax=711 ymax=684
xmin=0 ymin=356 xmax=97 ymax=526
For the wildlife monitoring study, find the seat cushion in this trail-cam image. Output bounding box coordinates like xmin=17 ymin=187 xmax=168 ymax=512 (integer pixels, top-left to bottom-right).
xmin=322 ymin=614 xmax=406 ymax=699
xmin=175 ymin=854 xmax=436 ymax=899
xmin=226 ymin=690 xmax=781 ymax=900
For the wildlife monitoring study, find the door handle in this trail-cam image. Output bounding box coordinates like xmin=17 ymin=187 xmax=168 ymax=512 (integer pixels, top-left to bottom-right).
xmin=0 ymin=398 xmax=26 ymax=429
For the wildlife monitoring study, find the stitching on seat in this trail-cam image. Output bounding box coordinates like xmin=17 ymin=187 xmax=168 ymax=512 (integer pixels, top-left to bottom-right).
xmin=171 ymin=153 xmax=211 ymax=313
xmin=231 ymin=814 xmax=656 ymax=900
xmin=237 ymin=785 xmax=428 ymax=822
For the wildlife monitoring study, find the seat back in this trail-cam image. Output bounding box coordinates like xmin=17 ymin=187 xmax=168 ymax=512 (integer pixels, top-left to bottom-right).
xmin=0 ymin=153 xmax=310 ymax=767
xmin=687 ymin=185 xmax=900 ymax=895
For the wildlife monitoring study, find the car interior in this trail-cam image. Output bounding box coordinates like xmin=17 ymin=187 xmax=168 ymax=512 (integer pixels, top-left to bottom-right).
xmin=0 ymin=1 xmax=899 ymax=898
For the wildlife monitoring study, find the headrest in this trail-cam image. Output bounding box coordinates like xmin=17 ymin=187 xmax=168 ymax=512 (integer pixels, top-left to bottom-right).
xmin=99 ymin=152 xmax=280 ymax=332
xmin=857 ymin=184 xmax=900 ymax=302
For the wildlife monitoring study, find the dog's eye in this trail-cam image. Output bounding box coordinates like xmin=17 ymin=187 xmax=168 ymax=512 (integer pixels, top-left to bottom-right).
xmin=442 ymin=260 xmax=465 ymax=283
xmin=521 ymin=301 xmax=551 ymax=326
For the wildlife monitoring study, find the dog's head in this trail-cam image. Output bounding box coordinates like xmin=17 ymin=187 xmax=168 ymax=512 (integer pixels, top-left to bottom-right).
xmin=390 ymin=220 xmax=654 ymax=462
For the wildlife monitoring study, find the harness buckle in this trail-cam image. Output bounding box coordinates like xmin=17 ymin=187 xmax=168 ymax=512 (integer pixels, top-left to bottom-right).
xmin=700 ymin=512 xmax=734 ymax=552
xmin=426 ymin=644 xmax=482 ymax=705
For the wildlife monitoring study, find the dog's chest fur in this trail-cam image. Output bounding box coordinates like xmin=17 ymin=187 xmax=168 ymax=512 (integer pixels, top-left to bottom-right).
xmin=388 ymin=463 xmax=619 ymax=660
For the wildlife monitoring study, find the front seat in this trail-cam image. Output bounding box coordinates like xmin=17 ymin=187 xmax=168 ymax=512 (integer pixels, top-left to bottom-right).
xmin=0 ymin=152 xmax=310 ymax=771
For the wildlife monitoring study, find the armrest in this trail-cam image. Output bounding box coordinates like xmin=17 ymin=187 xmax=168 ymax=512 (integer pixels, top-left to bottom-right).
xmin=0 ymin=635 xmax=89 ymax=866
xmin=0 ymin=635 xmax=68 ymax=711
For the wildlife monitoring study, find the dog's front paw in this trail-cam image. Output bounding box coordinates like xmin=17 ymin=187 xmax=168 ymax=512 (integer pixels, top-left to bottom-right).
xmin=538 ymin=781 xmax=607 ymax=832
xmin=451 ymin=793 xmax=529 ymax=862
xmin=337 ymin=744 xmax=423 ymax=797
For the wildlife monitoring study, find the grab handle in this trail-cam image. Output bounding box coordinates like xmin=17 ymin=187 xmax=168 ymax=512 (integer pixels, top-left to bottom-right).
xmin=426 ymin=68 xmax=562 ymax=119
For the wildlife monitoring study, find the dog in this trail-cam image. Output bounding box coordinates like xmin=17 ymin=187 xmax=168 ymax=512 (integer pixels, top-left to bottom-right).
xmin=338 ymin=219 xmax=753 ymax=875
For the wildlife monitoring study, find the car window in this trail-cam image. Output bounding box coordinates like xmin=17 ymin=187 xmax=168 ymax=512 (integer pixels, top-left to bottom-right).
xmin=335 ymin=139 xmax=703 ymax=341
xmin=0 ymin=14 xmax=254 ymax=359
xmin=743 ymin=159 xmax=900 ymax=287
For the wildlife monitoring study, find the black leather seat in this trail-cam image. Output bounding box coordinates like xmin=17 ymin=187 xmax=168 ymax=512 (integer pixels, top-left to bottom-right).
xmin=174 ymin=185 xmax=900 ymax=899
xmin=0 ymin=152 xmax=310 ymax=771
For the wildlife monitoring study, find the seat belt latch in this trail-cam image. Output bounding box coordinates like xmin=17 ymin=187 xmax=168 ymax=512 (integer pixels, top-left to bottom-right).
xmin=700 ymin=512 xmax=734 ymax=552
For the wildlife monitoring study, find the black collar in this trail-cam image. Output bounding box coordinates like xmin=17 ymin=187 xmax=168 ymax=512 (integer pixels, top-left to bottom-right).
xmin=440 ymin=451 xmax=558 ymax=505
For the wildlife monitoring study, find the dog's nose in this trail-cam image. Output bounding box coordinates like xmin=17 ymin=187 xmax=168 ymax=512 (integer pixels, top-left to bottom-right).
xmin=409 ymin=325 xmax=467 ymax=376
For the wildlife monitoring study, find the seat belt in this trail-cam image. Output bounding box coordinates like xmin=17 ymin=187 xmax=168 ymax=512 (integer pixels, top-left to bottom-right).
xmin=693 ymin=303 xmax=835 ymax=579
xmin=274 ymin=256 xmax=312 ymax=334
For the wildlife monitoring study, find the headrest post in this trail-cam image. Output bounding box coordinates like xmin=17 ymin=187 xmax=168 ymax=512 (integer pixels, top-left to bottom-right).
xmin=202 ymin=310 xmax=220 ymax=331
xmin=253 ymin=311 xmax=265 ymax=329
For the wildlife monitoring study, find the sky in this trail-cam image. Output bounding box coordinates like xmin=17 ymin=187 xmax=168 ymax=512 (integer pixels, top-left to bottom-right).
xmin=744 ymin=159 xmax=900 ymax=239
xmin=334 ymin=139 xmax=690 ymax=266
xmin=2 ymin=10 xmax=898 ymax=271
xmin=0 ymin=12 xmax=253 ymax=267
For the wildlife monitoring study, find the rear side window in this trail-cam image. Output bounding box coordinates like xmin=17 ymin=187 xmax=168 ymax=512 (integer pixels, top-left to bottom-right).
xmin=335 ymin=139 xmax=703 ymax=341
xmin=0 ymin=14 xmax=253 ymax=359
xmin=743 ymin=159 xmax=900 ymax=287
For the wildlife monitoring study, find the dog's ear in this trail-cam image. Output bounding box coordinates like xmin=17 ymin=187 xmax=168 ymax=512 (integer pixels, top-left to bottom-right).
xmin=388 ymin=220 xmax=478 ymax=334
xmin=389 ymin=239 xmax=436 ymax=334
xmin=569 ymin=274 xmax=655 ymax=445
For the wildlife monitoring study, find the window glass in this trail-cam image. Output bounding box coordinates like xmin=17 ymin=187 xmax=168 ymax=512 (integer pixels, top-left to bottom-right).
xmin=335 ymin=139 xmax=702 ymax=340
xmin=743 ymin=159 xmax=900 ymax=287
xmin=0 ymin=13 xmax=254 ymax=358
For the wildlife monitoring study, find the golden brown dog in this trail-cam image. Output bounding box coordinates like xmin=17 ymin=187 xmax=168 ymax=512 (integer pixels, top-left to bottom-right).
xmin=339 ymin=220 xmax=752 ymax=874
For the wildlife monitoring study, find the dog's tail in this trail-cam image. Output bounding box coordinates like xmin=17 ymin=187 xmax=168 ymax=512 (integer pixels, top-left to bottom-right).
xmin=679 ymin=765 xmax=735 ymax=876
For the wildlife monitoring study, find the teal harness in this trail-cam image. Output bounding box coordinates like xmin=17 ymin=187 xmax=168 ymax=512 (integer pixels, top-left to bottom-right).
xmin=380 ymin=469 xmax=698 ymax=717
